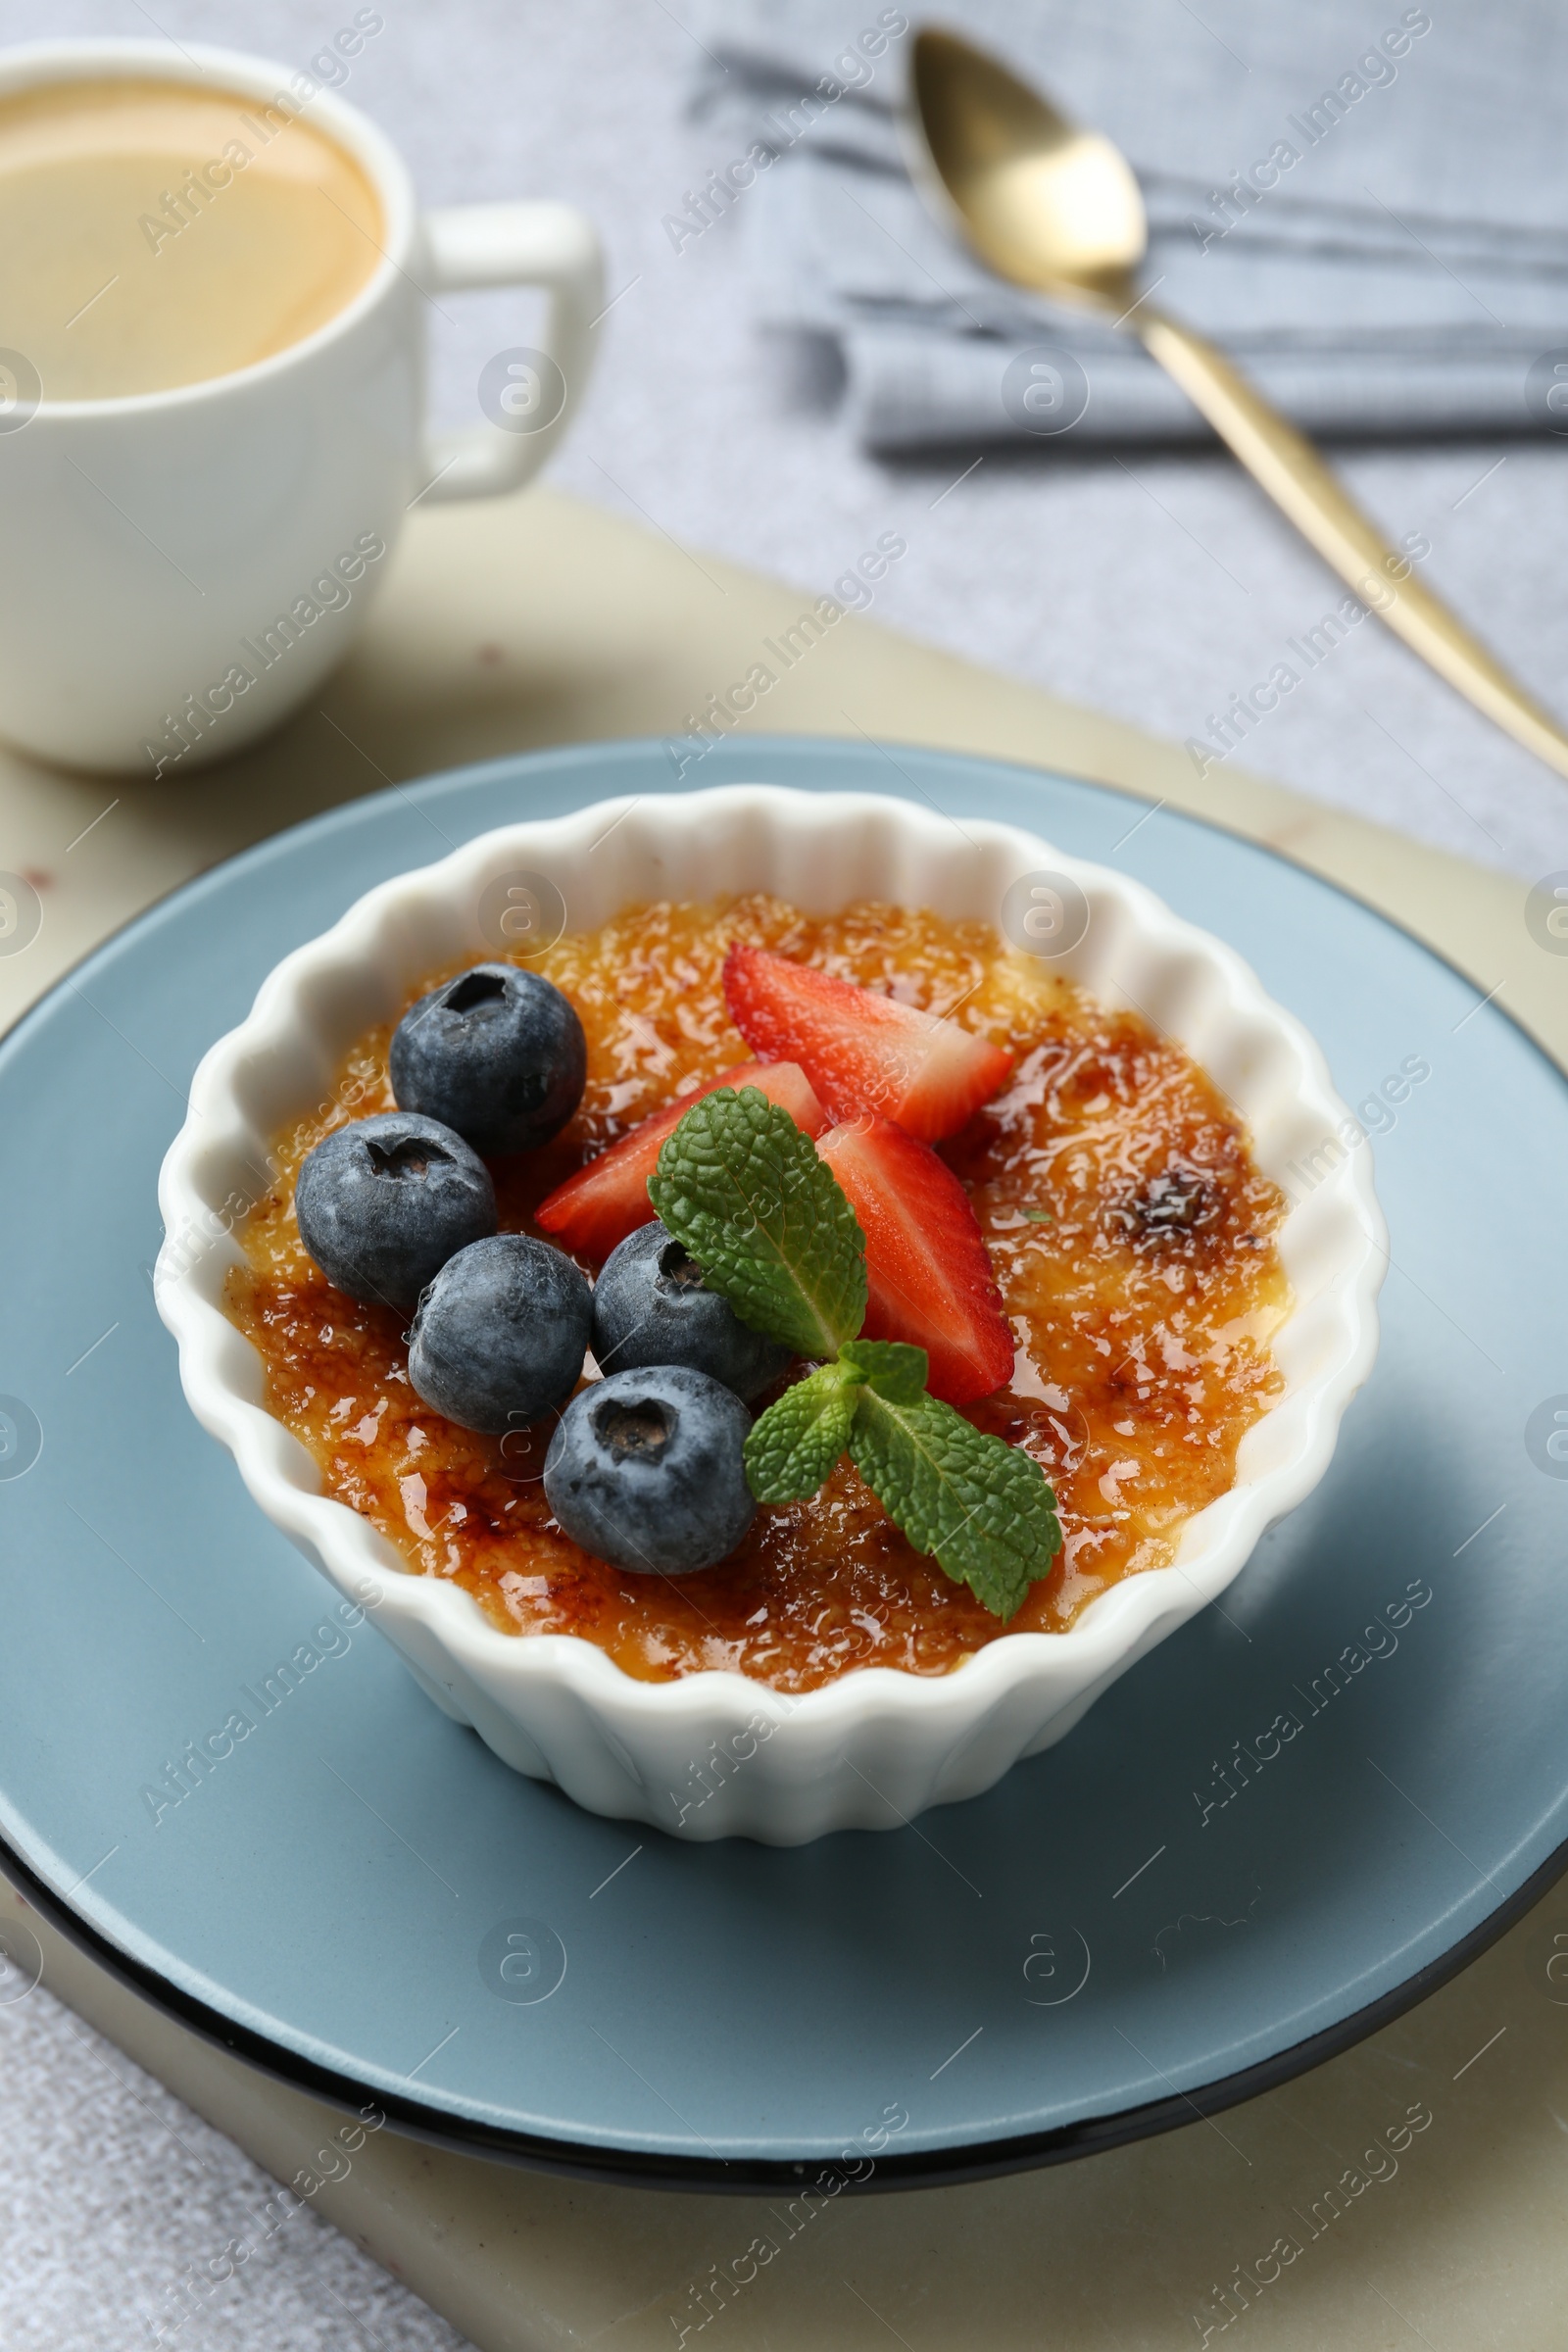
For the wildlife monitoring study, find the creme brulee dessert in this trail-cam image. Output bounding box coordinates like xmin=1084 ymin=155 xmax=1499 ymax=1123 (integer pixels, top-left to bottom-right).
xmin=228 ymin=895 xmax=1289 ymax=1693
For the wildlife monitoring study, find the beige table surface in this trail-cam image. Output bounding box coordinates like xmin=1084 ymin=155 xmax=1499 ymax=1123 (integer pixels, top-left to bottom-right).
xmin=3 ymin=485 xmax=1566 ymax=2351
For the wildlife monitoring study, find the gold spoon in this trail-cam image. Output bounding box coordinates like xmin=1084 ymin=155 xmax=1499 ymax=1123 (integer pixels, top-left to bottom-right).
xmin=906 ymin=26 xmax=1568 ymax=784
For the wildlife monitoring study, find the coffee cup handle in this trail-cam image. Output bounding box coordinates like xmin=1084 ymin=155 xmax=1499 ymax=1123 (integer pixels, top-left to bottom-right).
xmin=413 ymin=202 xmax=604 ymax=503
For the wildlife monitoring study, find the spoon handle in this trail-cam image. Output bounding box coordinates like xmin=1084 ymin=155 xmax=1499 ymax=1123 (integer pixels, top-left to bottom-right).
xmin=1136 ymin=309 xmax=1568 ymax=783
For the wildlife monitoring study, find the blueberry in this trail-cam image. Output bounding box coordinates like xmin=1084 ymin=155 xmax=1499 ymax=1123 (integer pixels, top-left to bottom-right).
xmin=295 ymin=1112 xmax=496 ymax=1309
xmin=408 ymin=1233 xmax=592 ymax=1433
xmin=592 ymin=1220 xmax=790 ymax=1401
xmin=390 ymin=963 xmax=586 ymax=1156
xmin=543 ymin=1366 xmax=756 ymax=1574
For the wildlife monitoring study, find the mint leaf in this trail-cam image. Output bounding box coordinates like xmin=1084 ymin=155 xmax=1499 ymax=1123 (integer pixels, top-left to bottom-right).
xmin=649 ymin=1087 xmax=866 ymax=1359
xmin=746 ymin=1344 xmax=929 ymax=1503
xmin=649 ymin=1084 xmax=1057 ymax=1615
xmin=745 ymin=1359 xmax=862 ymax=1503
xmin=838 ymin=1338 xmax=928 ymax=1402
xmin=848 ymin=1390 xmax=1061 ymax=1620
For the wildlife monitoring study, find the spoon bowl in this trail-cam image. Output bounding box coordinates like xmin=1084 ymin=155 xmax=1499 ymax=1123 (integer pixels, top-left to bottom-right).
xmin=908 ymin=27 xmax=1144 ymax=308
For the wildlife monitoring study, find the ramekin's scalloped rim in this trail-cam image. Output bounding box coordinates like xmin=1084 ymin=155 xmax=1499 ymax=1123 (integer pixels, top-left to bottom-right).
xmin=155 ymin=784 xmax=1386 ymax=1842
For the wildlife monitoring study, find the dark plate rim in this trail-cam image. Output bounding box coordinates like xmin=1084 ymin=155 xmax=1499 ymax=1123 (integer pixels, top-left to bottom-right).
xmin=7 ymin=1822 xmax=1565 ymax=2194
xmin=3 ymin=730 xmax=1561 ymax=2194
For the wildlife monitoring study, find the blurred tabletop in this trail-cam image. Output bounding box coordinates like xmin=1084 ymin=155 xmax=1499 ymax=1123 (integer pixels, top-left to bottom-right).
xmin=3 ymin=5 xmax=1568 ymax=2351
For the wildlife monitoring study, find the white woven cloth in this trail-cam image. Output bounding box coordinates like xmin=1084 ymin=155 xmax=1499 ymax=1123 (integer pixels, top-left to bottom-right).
xmin=0 ymin=1951 xmax=469 ymax=2351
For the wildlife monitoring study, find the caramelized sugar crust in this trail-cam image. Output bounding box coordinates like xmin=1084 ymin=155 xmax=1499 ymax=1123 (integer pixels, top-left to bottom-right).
xmin=229 ymin=897 xmax=1288 ymax=1691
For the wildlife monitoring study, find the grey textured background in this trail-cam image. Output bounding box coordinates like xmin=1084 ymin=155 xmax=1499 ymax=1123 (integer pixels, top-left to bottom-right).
xmin=3 ymin=3 xmax=1568 ymax=2346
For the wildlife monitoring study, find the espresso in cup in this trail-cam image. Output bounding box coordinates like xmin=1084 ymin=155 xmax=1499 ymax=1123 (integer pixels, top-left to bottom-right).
xmin=0 ymin=74 xmax=383 ymax=399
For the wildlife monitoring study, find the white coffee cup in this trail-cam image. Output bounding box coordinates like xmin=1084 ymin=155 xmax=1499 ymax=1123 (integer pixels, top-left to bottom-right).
xmin=0 ymin=38 xmax=603 ymax=776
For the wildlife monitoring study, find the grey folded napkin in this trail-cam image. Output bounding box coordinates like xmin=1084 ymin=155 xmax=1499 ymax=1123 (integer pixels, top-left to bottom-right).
xmin=684 ymin=0 xmax=1568 ymax=449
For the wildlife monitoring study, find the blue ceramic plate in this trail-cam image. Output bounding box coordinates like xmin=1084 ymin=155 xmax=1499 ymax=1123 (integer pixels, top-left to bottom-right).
xmin=1 ymin=737 xmax=1563 ymax=2191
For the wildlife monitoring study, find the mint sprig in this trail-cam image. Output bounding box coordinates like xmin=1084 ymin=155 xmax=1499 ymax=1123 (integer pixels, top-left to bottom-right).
xmin=647 ymin=1086 xmax=865 ymax=1359
xmin=652 ymin=1088 xmax=1061 ymax=1620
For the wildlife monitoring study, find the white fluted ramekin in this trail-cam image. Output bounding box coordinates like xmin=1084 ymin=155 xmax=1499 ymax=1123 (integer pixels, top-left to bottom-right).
xmin=156 ymin=785 xmax=1384 ymax=1844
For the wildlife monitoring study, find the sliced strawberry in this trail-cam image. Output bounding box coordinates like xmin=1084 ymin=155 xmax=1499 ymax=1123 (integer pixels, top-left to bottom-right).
xmin=535 ymin=1059 xmax=826 ymax=1263
xmin=817 ymin=1117 xmax=1013 ymax=1406
xmin=723 ymin=943 xmax=1012 ymax=1143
